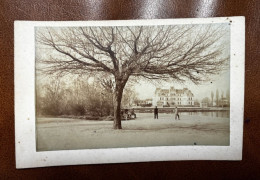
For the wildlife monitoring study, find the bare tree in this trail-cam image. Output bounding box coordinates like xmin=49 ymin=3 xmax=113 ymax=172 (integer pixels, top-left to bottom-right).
xmin=226 ymin=88 xmax=230 ymax=104
xmin=40 ymin=79 xmax=66 ymax=115
xmin=202 ymin=97 xmax=210 ymax=104
xmin=216 ymin=89 xmax=219 ymax=106
xmin=36 ymin=24 xmax=229 ymax=129
xmin=211 ymin=91 xmax=214 ymax=106
xmin=122 ymin=86 xmax=138 ymax=108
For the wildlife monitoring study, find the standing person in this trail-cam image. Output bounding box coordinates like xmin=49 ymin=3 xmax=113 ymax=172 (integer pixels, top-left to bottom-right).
xmin=175 ymin=106 xmax=180 ymax=120
xmin=154 ymin=106 xmax=158 ymax=119
xmin=125 ymin=109 xmax=129 ymax=120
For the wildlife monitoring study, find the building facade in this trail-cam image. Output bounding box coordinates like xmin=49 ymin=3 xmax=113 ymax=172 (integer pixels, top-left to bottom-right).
xmin=152 ymin=87 xmax=194 ymax=107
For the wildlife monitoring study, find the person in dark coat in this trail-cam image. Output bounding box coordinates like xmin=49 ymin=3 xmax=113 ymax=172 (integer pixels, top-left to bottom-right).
xmin=154 ymin=106 xmax=158 ymax=119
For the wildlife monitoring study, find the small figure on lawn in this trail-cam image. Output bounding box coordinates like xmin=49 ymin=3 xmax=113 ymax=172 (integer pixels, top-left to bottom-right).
xmin=130 ymin=108 xmax=136 ymax=119
xmin=124 ymin=109 xmax=129 ymax=120
xmin=154 ymin=106 xmax=158 ymax=119
xmin=174 ymin=106 xmax=180 ymax=120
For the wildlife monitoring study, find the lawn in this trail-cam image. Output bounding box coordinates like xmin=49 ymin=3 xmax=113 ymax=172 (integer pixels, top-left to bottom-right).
xmin=36 ymin=113 xmax=230 ymax=151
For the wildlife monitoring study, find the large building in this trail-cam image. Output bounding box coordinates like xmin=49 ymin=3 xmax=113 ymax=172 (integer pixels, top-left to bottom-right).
xmin=152 ymin=87 xmax=194 ymax=107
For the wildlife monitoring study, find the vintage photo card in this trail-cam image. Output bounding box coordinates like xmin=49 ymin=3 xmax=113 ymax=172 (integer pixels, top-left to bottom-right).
xmin=15 ymin=17 xmax=245 ymax=168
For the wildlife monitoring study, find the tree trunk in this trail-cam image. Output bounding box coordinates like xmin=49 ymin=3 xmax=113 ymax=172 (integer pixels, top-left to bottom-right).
xmin=113 ymin=84 xmax=124 ymax=129
xmin=113 ymin=74 xmax=129 ymax=129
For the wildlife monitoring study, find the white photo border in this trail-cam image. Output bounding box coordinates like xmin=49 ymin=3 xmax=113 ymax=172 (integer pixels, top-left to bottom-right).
xmin=15 ymin=17 xmax=245 ymax=169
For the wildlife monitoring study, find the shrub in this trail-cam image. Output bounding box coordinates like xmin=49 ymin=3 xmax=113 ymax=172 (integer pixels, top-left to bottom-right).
xmin=70 ymin=104 xmax=86 ymax=116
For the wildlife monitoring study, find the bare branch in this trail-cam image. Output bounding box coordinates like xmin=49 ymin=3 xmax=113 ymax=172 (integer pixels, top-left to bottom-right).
xmin=36 ymin=24 xmax=229 ymax=84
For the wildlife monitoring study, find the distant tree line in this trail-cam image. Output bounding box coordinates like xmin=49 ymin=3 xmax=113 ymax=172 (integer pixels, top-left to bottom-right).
xmin=201 ymin=88 xmax=230 ymax=107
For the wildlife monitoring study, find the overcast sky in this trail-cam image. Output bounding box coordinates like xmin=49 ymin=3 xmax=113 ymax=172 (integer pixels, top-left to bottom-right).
xmin=134 ymin=69 xmax=230 ymax=101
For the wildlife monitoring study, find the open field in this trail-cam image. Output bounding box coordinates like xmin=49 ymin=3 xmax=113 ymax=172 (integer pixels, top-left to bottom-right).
xmin=36 ymin=113 xmax=230 ymax=151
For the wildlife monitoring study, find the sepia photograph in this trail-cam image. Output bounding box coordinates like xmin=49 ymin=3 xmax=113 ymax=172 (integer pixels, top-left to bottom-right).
xmin=35 ymin=23 xmax=230 ymax=151
xmin=15 ymin=17 xmax=244 ymax=168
